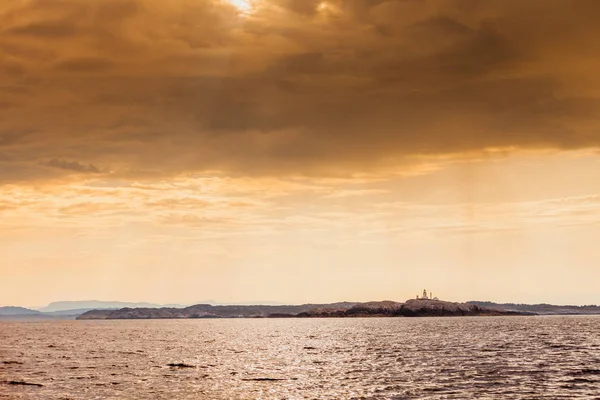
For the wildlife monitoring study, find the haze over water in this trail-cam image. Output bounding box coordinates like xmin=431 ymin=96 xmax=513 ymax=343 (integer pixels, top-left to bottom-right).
xmin=2 ymin=317 xmax=600 ymax=399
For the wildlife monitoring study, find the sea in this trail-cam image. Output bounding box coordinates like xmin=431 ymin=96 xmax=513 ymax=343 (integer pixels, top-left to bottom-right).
xmin=1 ymin=316 xmax=599 ymax=399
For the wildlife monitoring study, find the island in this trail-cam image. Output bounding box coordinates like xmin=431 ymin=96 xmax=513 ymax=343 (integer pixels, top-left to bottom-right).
xmin=77 ymin=290 xmax=528 ymax=320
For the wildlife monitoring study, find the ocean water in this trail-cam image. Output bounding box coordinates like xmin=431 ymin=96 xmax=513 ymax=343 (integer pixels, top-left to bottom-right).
xmin=1 ymin=316 xmax=600 ymax=399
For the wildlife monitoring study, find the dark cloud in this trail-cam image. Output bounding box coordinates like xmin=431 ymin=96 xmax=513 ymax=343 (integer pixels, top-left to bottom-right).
xmin=7 ymin=22 xmax=79 ymax=37
xmin=54 ymin=57 xmax=115 ymax=72
xmin=0 ymin=130 xmax=35 ymax=147
xmin=43 ymin=159 xmax=101 ymax=174
xmin=1 ymin=0 xmax=600 ymax=181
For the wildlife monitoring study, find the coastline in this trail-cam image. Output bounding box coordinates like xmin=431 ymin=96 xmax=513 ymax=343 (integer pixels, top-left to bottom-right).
xmin=76 ymin=299 xmax=530 ymax=320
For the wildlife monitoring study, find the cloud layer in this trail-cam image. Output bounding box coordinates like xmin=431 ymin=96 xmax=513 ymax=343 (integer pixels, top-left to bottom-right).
xmin=2 ymin=0 xmax=600 ymax=182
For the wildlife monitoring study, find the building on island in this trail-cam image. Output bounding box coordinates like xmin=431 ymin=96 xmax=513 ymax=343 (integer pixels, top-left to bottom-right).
xmin=416 ymin=289 xmax=439 ymax=300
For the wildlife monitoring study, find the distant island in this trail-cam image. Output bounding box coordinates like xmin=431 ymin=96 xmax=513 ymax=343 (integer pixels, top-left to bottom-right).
xmin=0 ymin=301 xmax=188 ymax=321
xmin=38 ymin=300 xmax=188 ymax=313
xmin=75 ymin=290 xmax=600 ymax=320
xmin=3 ymin=291 xmax=600 ymax=321
xmin=466 ymin=301 xmax=600 ymax=315
xmin=77 ymin=298 xmax=526 ymax=320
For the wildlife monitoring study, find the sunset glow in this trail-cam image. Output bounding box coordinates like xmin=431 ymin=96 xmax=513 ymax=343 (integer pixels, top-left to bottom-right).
xmin=227 ymin=0 xmax=252 ymax=13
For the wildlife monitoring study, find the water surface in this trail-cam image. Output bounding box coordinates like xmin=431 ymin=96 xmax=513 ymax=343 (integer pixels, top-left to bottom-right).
xmin=1 ymin=316 xmax=599 ymax=399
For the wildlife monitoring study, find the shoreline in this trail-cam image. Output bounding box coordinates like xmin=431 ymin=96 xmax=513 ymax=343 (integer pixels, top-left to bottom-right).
xmin=76 ymin=299 xmax=532 ymax=320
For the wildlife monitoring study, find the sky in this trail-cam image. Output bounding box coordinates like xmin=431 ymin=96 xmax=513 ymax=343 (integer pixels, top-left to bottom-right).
xmin=1 ymin=0 xmax=600 ymax=307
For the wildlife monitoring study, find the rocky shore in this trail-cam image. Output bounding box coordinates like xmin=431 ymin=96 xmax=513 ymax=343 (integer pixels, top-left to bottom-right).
xmin=77 ymin=299 xmax=527 ymax=320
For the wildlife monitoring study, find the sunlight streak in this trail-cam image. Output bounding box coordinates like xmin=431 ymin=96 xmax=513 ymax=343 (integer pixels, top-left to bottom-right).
xmin=227 ymin=0 xmax=252 ymax=13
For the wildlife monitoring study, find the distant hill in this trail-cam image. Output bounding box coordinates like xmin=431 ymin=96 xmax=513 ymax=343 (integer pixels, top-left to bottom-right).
xmin=7 ymin=300 xmax=598 ymax=321
xmin=298 ymin=300 xmax=526 ymax=318
xmin=0 ymin=306 xmax=40 ymax=316
xmin=468 ymin=301 xmax=600 ymax=315
xmin=77 ymin=300 xmax=525 ymax=320
xmin=42 ymin=308 xmax=119 ymax=316
xmin=0 ymin=302 xmax=187 ymax=320
xmin=39 ymin=301 xmax=187 ymax=313
xmin=78 ymin=302 xmax=359 ymax=319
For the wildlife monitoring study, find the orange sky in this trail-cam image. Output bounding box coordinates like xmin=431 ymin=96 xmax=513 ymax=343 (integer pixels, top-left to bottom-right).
xmin=1 ymin=0 xmax=600 ymax=306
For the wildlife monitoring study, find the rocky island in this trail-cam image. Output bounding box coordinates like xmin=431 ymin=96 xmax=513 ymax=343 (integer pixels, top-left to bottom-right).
xmin=77 ymin=295 xmax=527 ymax=320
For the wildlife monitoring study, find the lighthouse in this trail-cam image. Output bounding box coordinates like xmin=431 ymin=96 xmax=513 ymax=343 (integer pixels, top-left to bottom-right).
xmin=416 ymin=289 xmax=439 ymax=300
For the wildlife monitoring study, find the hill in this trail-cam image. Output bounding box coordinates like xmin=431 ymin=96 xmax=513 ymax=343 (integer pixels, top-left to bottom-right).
xmin=468 ymin=301 xmax=600 ymax=315
xmin=78 ymin=302 xmax=359 ymax=320
xmin=0 ymin=306 xmax=40 ymax=316
xmin=39 ymin=301 xmax=185 ymax=313
xmin=77 ymin=299 xmax=525 ymax=320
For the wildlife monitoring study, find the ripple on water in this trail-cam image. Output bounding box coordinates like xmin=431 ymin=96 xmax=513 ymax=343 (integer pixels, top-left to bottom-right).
xmin=1 ymin=316 xmax=600 ymax=399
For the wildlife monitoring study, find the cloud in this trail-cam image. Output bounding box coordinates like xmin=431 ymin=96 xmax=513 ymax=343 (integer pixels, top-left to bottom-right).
xmin=43 ymin=159 xmax=101 ymax=174
xmin=54 ymin=57 xmax=115 ymax=72
xmin=1 ymin=0 xmax=600 ymax=181
xmin=7 ymin=22 xmax=79 ymax=38
xmin=323 ymin=189 xmax=390 ymax=199
xmin=157 ymin=213 xmax=237 ymax=228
